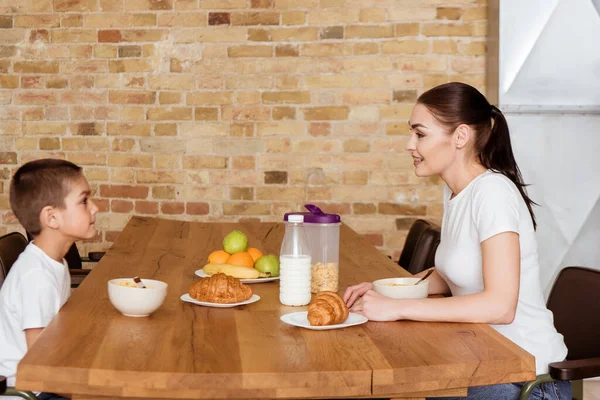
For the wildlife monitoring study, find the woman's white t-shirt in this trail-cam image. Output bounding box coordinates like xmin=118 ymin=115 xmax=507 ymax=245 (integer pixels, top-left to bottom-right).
xmin=435 ymin=170 xmax=567 ymax=375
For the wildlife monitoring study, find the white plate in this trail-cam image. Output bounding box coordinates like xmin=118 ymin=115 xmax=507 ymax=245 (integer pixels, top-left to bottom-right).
xmin=180 ymin=293 xmax=260 ymax=308
xmin=195 ymin=269 xmax=279 ymax=284
xmin=280 ymin=311 xmax=368 ymax=330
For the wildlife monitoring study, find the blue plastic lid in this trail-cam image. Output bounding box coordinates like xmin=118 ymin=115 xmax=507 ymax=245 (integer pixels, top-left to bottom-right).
xmin=283 ymin=204 xmax=341 ymax=224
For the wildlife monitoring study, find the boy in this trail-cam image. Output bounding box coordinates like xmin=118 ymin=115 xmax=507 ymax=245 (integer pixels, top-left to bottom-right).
xmin=0 ymin=159 xmax=98 ymax=398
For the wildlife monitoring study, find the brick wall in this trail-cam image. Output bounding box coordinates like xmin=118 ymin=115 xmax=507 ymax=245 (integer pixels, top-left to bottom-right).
xmin=0 ymin=0 xmax=486 ymax=260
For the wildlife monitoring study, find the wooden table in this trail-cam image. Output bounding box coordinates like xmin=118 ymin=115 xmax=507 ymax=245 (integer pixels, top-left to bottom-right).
xmin=16 ymin=217 xmax=535 ymax=400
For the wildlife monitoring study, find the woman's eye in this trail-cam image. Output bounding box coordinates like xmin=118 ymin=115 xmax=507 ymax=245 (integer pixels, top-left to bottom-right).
xmin=82 ymin=198 xmax=88 ymax=204
xmin=416 ymin=132 xmax=424 ymax=138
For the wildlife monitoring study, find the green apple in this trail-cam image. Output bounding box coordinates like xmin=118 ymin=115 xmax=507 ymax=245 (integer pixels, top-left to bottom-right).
xmin=254 ymin=255 xmax=280 ymax=277
xmin=222 ymin=230 xmax=248 ymax=254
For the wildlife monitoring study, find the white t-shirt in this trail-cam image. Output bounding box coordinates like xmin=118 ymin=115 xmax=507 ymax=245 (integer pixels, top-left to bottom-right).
xmin=0 ymin=243 xmax=71 ymax=388
xmin=435 ymin=170 xmax=567 ymax=375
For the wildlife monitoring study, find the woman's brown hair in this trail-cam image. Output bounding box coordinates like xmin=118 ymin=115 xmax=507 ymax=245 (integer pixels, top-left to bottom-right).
xmin=417 ymin=82 xmax=537 ymax=229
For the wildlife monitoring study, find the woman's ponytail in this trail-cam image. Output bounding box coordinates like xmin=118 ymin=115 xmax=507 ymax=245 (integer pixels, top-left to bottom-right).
xmin=417 ymin=83 xmax=538 ymax=230
xmin=481 ymin=105 xmax=537 ymax=229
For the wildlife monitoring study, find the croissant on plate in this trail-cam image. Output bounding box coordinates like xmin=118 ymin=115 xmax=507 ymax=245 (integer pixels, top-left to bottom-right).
xmin=189 ymin=273 xmax=253 ymax=304
xmin=307 ymin=291 xmax=349 ymax=326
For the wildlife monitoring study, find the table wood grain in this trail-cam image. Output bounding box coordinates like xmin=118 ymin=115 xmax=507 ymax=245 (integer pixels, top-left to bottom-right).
xmin=16 ymin=217 xmax=535 ymax=399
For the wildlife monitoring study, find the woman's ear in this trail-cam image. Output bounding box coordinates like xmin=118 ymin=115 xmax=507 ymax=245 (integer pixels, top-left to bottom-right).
xmin=455 ymin=124 xmax=472 ymax=149
xmin=39 ymin=206 xmax=60 ymax=230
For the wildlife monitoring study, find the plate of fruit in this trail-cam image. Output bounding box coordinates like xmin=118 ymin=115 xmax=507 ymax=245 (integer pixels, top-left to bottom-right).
xmin=196 ymin=230 xmax=280 ymax=284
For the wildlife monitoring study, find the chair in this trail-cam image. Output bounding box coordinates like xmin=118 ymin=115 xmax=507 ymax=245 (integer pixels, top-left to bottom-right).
xmin=0 ymin=234 xmax=39 ymax=400
xmin=519 ymin=266 xmax=600 ymax=400
xmin=25 ymin=232 xmax=105 ymax=288
xmin=0 ymin=232 xmax=28 ymax=288
xmin=398 ymin=219 xmax=441 ymax=275
xmin=1 ymin=375 xmax=36 ymax=399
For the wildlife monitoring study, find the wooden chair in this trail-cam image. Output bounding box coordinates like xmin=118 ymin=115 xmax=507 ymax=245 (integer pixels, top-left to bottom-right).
xmin=0 ymin=233 xmax=39 ymax=400
xmin=519 ymin=266 xmax=600 ymax=400
xmin=398 ymin=219 xmax=441 ymax=275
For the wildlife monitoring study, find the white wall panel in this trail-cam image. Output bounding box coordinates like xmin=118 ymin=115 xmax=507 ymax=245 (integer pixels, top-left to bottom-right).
xmin=496 ymin=0 xmax=600 ymax=294
xmin=500 ymin=0 xmax=600 ymax=107
xmin=507 ymin=114 xmax=600 ymax=294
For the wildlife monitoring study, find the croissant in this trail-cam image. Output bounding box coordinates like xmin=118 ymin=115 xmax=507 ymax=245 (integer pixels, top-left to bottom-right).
xmin=189 ymin=273 xmax=253 ymax=304
xmin=307 ymin=291 xmax=349 ymax=326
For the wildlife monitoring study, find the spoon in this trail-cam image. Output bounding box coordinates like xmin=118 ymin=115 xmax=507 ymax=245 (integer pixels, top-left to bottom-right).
xmin=133 ymin=276 xmax=146 ymax=289
xmin=414 ymin=269 xmax=434 ymax=285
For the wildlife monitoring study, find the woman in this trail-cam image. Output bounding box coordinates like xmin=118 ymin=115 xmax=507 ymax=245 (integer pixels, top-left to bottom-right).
xmin=344 ymin=83 xmax=570 ymax=400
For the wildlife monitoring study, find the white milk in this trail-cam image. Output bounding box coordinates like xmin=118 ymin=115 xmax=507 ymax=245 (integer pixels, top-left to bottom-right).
xmin=279 ymin=254 xmax=312 ymax=306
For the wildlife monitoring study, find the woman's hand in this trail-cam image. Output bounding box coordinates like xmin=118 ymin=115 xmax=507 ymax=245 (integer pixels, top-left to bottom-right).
xmin=349 ymin=290 xmax=402 ymax=321
xmin=343 ymin=281 xmax=373 ymax=308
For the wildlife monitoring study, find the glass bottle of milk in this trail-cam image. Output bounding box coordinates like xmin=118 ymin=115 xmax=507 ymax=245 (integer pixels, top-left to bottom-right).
xmin=279 ymin=214 xmax=312 ymax=306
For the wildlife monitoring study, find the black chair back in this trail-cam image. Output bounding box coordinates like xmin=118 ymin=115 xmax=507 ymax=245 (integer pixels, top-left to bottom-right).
xmin=0 ymin=232 xmax=28 ymax=288
xmin=546 ymin=266 xmax=600 ymax=361
xmin=25 ymin=231 xmax=82 ymax=269
xmin=398 ymin=219 xmax=441 ymax=275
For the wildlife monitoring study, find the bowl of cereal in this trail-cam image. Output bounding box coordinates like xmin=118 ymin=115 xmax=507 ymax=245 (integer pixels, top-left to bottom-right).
xmin=372 ymin=277 xmax=429 ymax=299
xmin=107 ymin=278 xmax=168 ymax=317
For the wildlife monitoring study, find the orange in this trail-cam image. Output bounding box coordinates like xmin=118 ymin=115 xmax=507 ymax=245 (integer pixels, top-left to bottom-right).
xmin=247 ymin=247 xmax=264 ymax=262
xmin=208 ymin=250 xmax=230 ymax=264
xmin=226 ymin=251 xmax=255 ymax=268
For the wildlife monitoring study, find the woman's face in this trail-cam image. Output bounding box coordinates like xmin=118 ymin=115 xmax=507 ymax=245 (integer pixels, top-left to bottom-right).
xmin=405 ymin=103 xmax=457 ymax=177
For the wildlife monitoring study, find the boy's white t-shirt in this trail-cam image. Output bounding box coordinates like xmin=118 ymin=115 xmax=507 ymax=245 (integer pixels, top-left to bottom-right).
xmin=435 ymin=170 xmax=568 ymax=375
xmin=0 ymin=242 xmax=71 ymax=387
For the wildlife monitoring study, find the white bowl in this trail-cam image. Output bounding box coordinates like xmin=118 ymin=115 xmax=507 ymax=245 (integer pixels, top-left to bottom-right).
xmin=108 ymin=278 xmax=168 ymax=317
xmin=373 ymin=277 xmax=429 ymax=299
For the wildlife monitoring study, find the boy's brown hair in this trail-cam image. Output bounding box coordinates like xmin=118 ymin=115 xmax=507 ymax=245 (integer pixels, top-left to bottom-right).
xmin=9 ymin=159 xmax=83 ymax=236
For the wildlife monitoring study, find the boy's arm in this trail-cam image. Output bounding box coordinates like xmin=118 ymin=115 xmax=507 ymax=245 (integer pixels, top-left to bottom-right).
xmin=24 ymin=328 xmax=43 ymax=348
xmin=24 ymin=328 xmax=72 ymax=399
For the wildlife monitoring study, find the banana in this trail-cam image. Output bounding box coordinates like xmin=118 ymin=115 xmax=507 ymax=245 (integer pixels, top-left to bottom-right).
xmin=202 ymin=263 xmax=270 ymax=279
xmin=202 ymin=263 xmax=225 ymax=276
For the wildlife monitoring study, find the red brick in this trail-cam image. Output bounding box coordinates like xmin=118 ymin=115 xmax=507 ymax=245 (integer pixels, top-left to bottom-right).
xmin=0 ymin=153 xmax=17 ymax=164
xmin=94 ymin=199 xmax=110 ymax=212
xmin=111 ymin=199 xmax=134 ymax=213
xmin=98 ymin=30 xmax=122 ymax=43
xmin=15 ymin=92 xmax=59 ymax=105
xmin=186 ymin=202 xmax=210 ymax=215
xmin=30 ymin=30 xmax=50 ymax=43
xmin=54 ymin=0 xmax=97 ymax=11
xmin=21 ymin=76 xmax=43 ymax=89
xmin=61 ymin=91 xmax=106 ymax=104
xmin=161 ymin=202 xmax=185 ymax=214
xmin=251 ymin=0 xmax=273 ymax=7
xmin=135 ymin=201 xmax=159 ymax=214
xmin=100 ymin=184 xmax=149 ymax=199
xmin=309 ymin=122 xmax=331 ymax=136
xmin=74 ymin=122 xmax=103 ymax=136
xmin=209 ymin=12 xmax=230 ymax=25
xmin=109 ymin=90 xmax=156 ymax=104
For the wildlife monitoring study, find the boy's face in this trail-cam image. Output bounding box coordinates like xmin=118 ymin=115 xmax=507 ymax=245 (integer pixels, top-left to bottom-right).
xmin=56 ymin=175 xmax=98 ymax=240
